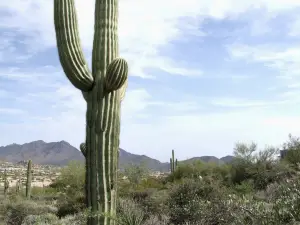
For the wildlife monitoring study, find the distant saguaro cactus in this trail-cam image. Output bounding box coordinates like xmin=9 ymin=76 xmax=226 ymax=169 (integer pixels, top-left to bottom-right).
xmin=3 ymin=169 xmax=9 ymax=199
xmin=26 ymin=159 xmax=32 ymax=199
xmin=16 ymin=176 xmax=21 ymax=194
xmin=54 ymin=0 xmax=128 ymax=224
xmin=170 ymin=149 xmax=178 ymax=173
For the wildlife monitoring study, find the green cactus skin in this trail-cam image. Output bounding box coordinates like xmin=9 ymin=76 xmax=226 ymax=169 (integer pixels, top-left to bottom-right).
xmin=80 ymin=143 xmax=86 ymax=157
xmin=170 ymin=149 xmax=178 ymax=173
xmin=26 ymin=159 xmax=32 ymax=200
xmin=54 ymin=0 xmax=128 ymax=224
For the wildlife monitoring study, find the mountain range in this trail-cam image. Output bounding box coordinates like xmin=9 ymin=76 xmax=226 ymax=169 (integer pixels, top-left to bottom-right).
xmin=0 ymin=140 xmax=235 ymax=171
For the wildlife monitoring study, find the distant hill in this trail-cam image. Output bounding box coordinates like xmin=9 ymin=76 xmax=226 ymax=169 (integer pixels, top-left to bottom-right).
xmin=0 ymin=140 xmax=235 ymax=171
xmin=220 ymin=155 xmax=236 ymax=163
xmin=0 ymin=140 xmax=84 ymax=165
xmin=181 ymin=155 xmax=235 ymax=165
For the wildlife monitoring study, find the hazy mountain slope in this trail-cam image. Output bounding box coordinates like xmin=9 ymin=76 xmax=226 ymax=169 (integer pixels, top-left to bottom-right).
xmin=0 ymin=140 xmax=235 ymax=171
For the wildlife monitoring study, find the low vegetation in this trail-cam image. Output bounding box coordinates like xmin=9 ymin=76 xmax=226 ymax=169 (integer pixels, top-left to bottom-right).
xmin=1 ymin=134 xmax=300 ymax=225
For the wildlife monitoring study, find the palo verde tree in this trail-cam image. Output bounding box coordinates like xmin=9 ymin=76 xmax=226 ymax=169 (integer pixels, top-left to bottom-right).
xmin=54 ymin=0 xmax=128 ymax=224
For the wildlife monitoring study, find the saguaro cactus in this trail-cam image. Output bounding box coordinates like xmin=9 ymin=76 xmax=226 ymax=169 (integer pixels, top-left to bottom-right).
xmin=170 ymin=149 xmax=178 ymax=173
xmin=16 ymin=172 xmax=22 ymax=194
xmin=26 ymin=159 xmax=32 ymax=199
xmin=3 ymin=169 xmax=9 ymax=199
xmin=54 ymin=0 xmax=128 ymax=224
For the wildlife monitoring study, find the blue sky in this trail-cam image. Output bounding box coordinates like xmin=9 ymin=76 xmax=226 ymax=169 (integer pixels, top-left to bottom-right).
xmin=1 ymin=0 xmax=300 ymax=162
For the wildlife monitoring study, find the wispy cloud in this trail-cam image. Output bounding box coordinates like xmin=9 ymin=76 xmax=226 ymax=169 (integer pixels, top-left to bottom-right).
xmin=1 ymin=0 xmax=300 ymax=161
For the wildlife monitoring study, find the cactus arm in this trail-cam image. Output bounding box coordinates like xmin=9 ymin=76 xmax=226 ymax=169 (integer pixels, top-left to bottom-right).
xmin=54 ymin=0 xmax=94 ymax=92
xmin=80 ymin=142 xmax=86 ymax=157
xmin=105 ymin=58 xmax=128 ymax=92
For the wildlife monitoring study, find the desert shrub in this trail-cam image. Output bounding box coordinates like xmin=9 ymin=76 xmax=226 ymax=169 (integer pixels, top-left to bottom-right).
xmin=21 ymin=213 xmax=59 ymax=225
xmin=50 ymin=160 xmax=85 ymax=193
xmin=233 ymin=179 xmax=255 ymax=195
xmin=124 ymin=163 xmax=149 ymax=187
xmin=142 ymin=215 xmax=169 ymax=225
xmin=229 ymin=142 xmax=291 ymax=190
xmin=166 ymin=160 xmax=230 ymax=186
xmin=229 ymin=159 xmax=252 ymax=184
xmin=129 ymin=188 xmax=168 ymax=218
xmin=167 ymin=178 xmax=225 ymax=224
xmin=166 ymin=160 xmax=204 ymax=182
xmin=116 ymin=198 xmax=146 ymax=225
xmin=271 ymin=178 xmax=300 ymax=223
xmin=221 ymin=194 xmax=275 ymax=225
xmin=282 ymin=134 xmax=300 ymax=168
xmin=59 ymin=212 xmax=87 ymax=225
xmin=5 ymin=200 xmax=57 ymax=225
xmin=31 ymin=186 xmax=57 ymax=196
xmin=139 ymin=177 xmax=165 ymax=189
xmin=130 ymin=189 xmax=153 ymax=203
xmin=56 ymin=192 xmax=85 ymax=218
xmin=21 ymin=212 xmax=86 ymax=225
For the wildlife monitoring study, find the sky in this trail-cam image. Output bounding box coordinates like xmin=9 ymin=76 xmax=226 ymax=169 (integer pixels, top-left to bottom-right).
xmin=1 ymin=0 xmax=300 ymax=162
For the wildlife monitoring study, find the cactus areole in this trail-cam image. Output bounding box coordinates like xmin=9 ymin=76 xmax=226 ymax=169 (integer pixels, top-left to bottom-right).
xmin=54 ymin=0 xmax=128 ymax=224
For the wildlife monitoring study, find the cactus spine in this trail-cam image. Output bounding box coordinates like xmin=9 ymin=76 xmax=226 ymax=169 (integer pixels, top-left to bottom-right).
xmin=54 ymin=0 xmax=128 ymax=224
xmin=170 ymin=149 xmax=178 ymax=173
xmin=3 ymin=169 xmax=9 ymax=199
xmin=26 ymin=160 xmax=32 ymax=199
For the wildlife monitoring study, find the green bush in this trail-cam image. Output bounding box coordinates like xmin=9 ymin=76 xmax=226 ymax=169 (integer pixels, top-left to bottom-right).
xmin=56 ymin=193 xmax=85 ymax=218
xmin=5 ymin=201 xmax=57 ymax=225
xmin=116 ymin=198 xmax=146 ymax=225
xmin=282 ymin=134 xmax=300 ymax=168
xmin=167 ymin=178 xmax=225 ymax=224
xmin=166 ymin=160 xmax=230 ymax=186
xmin=271 ymin=178 xmax=300 ymax=223
xmin=50 ymin=160 xmax=85 ymax=193
xmin=21 ymin=213 xmax=59 ymax=225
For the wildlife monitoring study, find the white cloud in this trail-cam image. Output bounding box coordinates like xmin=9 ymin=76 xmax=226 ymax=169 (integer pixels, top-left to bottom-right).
xmin=1 ymin=0 xmax=300 ymax=77
xmin=227 ymin=43 xmax=300 ymax=93
xmin=211 ymin=97 xmax=269 ymax=108
xmin=288 ymin=17 xmax=300 ymax=37
xmin=0 ymin=108 xmax=25 ymax=115
xmin=1 ymin=0 xmax=300 ymax=161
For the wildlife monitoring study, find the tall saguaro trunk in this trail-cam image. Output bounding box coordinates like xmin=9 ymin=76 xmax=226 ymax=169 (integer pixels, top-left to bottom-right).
xmin=26 ymin=159 xmax=32 ymax=200
xmin=54 ymin=0 xmax=128 ymax=225
xmin=170 ymin=149 xmax=178 ymax=173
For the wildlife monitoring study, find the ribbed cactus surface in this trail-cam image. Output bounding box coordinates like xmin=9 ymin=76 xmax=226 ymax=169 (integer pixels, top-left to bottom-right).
xmin=54 ymin=0 xmax=128 ymax=224
xmin=170 ymin=149 xmax=178 ymax=173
